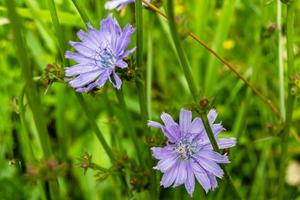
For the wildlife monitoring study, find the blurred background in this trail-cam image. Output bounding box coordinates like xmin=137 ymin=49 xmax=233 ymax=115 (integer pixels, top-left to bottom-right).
xmin=0 ymin=0 xmax=300 ymax=199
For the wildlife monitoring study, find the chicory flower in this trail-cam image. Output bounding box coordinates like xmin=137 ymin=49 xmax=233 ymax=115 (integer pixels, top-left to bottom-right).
xmin=148 ymin=109 xmax=236 ymax=196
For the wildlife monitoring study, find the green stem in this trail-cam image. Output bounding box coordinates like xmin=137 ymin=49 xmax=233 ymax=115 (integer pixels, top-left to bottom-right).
xmin=200 ymin=112 xmax=241 ymax=199
xmin=279 ymin=2 xmax=296 ymax=199
xmin=76 ymin=94 xmax=114 ymax=161
xmin=166 ymin=0 xmax=241 ymax=199
xmin=19 ymin=86 xmax=48 ymax=200
xmin=6 ymin=0 xmax=52 ymax=158
xmin=135 ymin=0 xmax=149 ymax=124
xmin=115 ymin=89 xmax=143 ymax=165
xmin=146 ymin=17 xmax=153 ymax=119
xmin=6 ymin=1 xmax=60 ymax=199
xmin=135 ymin=1 xmax=158 ymax=198
xmin=142 ymin=0 xmax=281 ymax=119
xmin=19 ymin=86 xmax=34 ymax=161
xmin=277 ymin=0 xmax=285 ymax=120
xmin=166 ymin=0 xmax=198 ymax=102
xmin=47 ymin=0 xmax=68 ymax=66
xmin=204 ymin=0 xmax=236 ymax=96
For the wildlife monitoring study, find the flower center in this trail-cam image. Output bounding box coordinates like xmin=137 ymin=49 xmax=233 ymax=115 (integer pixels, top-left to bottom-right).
xmin=174 ymin=139 xmax=197 ymax=160
xmin=94 ymin=47 xmax=116 ymax=69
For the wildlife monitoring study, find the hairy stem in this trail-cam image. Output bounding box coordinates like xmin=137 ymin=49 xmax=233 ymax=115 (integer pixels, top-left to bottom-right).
xmin=279 ymin=2 xmax=296 ymax=199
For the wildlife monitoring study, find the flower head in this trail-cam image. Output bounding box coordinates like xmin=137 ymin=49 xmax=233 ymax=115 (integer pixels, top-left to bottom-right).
xmin=148 ymin=109 xmax=236 ymax=196
xmin=65 ymin=14 xmax=135 ymax=92
xmin=105 ymin=0 xmax=151 ymax=11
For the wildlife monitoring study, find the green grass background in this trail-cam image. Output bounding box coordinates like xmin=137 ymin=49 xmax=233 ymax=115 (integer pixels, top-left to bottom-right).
xmin=0 ymin=0 xmax=300 ymax=199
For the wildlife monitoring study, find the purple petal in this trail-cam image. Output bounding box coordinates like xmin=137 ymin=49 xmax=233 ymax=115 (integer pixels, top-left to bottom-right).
xmin=184 ymin=163 xmax=195 ymax=196
xmin=100 ymin=14 xmax=121 ymax=38
xmin=217 ymin=138 xmax=236 ymax=149
xmin=162 ymin=126 xmax=180 ymax=142
xmin=116 ymin=24 xmax=135 ymax=55
xmin=86 ymin=23 xmax=103 ymax=47
xmin=160 ymin=165 xmax=178 ymax=188
xmin=115 ymin=59 xmax=128 ymax=69
xmin=76 ymin=29 xmax=99 ymax=50
xmin=207 ymin=109 xmax=218 ymax=124
xmin=68 ymin=71 xmax=101 ymax=88
xmin=207 ymin=173 xmax=218 ymax=190
xmin=154 ymin=154 xmax=178 ymax=173
xmin=147 ymin=121 xmax=163 ymax=129
xmin=179 ymin=109 xmax=192 ymax=134
xmin=151 ymin=146 xmax=174 ymax=160
xmin=191 ymin=161 xmax=211 ymax=193
xmin=69 ymin=41 xmax=95 ymax=58
xmin=65 ymin=64 xmax=98 ymax=76
xmin=188 ymin=117 xmax=204 ymax=134
xmin=195 ymin=156 xmax=224 ymax=178
xmin=109 ymin=71 xmax=122 ymax=89
xmin=212 ymin=123 xmax=225 ymax=136
xmin=121 ymin=47 xmax=136 ymax=58
xmin=173 ymin=161 xmax=187 ymax=187
xmin=75 ymin=71 xmax=110 ymax=92
xmin=161 ymin=112 xmax=177 ymax=127
xmin=160 ymin=112 xmax=180 ymax=141
xmin=197 ymin=150 xmax=230 ymax=164
xmin=65 ymin=51 xmax=93 ymax=64
xmin=104 ymin=0 xmax=135 ymax=11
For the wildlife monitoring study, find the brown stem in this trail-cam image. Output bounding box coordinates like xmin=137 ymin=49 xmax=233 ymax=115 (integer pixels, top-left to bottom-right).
xmin=143 ymin=0 xmax=280 ymax=119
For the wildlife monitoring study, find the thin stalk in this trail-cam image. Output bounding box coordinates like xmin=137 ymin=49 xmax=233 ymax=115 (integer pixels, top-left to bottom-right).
xmin=76 ymin=94 xmax=114 ymax=161
xmin=6 ymin=1 xmax=60 ymax=199
xmin=205 ymin=0 xmax=236 ymax=95
xmin=200 ymin=112 xmax=241 ymax=199
xmin=166 ymin=0 xmax=198 ymax=101
xmin=71 ymin=0 xmax=90 ymax=25
xmin=146 ymin=16 xmax=153 ymax=119
xmin=6 ymin=0 xmax=52 ymax=158
xmin=277 ymin=0 xmax=285 ymax=120
xmin=135 ymin=0 xmax=149 ymax=124
xmin=135 ymin=1 xmax=158 ymax=198
xmin=115 ymin=89 xmax=143 ymax=165
xmin=142 ymin=0 xmax=280 ymax=119
xmin=279 ymin=2 xmax=296 ymax=199
xmin=47 ymin=0 xmax=68 ymax=66
xmin=166 ymin=0 xmax=241 ymax=199
xmin=19 ymin=87 xmax=48 ymax=200
xmin=19 ymin=86 xmax=34 ymax=161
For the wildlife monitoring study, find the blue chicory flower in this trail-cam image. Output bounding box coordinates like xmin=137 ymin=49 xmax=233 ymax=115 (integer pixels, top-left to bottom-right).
xmin=148 ymin=109 xmax=236 ymax=196
xmin=65 ymin=14 xmax=135 ymax=92
xmin=105 ymin=0 xmax=151 ymax=11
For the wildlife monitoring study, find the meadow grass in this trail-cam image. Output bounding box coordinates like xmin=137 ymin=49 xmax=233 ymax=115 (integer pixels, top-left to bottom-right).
xmin=0 ymin=0 xmax=300 ymax=199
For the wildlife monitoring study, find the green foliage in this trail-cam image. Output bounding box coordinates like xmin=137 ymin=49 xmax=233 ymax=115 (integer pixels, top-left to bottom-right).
xmin=0 ymin=0 xmax=300 ymax=199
